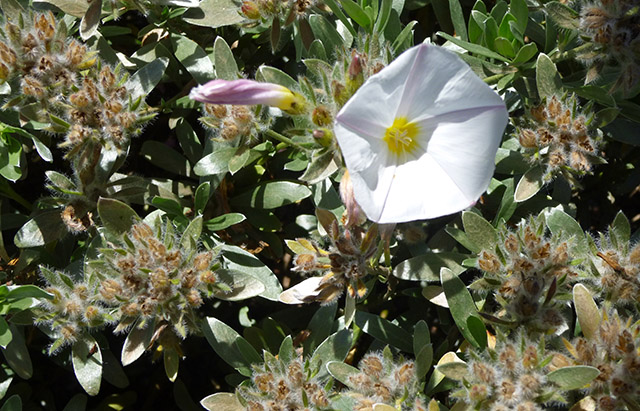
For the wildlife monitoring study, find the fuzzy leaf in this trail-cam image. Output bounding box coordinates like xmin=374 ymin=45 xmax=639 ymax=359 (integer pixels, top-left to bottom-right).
xmin=127 ymin=58 xmax=169 ymax=101
xmin=309 ymin=329 xmax=352 ymax=379
xmin=393 ymin=252 xmax=466 ymax=281
xmin=14 ymin=210 xmax=67 ymax=248
xmin=327 ymin=361 xmax=360 ymax=388
xmin=546 ymin=366 xmax=600 ymax=389
xmin=536 ymin=53 xmax=562 ymax=99
xmin=97 ymin=198 xmax=139 ymax=236
xmin=200 ymin=393 xmax=244 ymax=411
xmin=121 ymin=323 xmax=154 ymax=366
xmin=183 ymin=0 xmax=244 ymax=28
xmin=230 ymin=181 xmax=312 ymax=210
xmin=573 ymin=284 xmax=600 ymax=340
xmin=170 ymin=34 xmax=214 ymax=84
xmin=514 ymin=165 xmax=544 ymax=202
xmin=72 ymin=336 xmax=102 ymax=396
xmin=354 ymin=311 xmax=413 ymax=353
xmin=440 ymin=268 xmax=485 ymax=348
xmin=462 ymin=211 xmax=498 ymax=250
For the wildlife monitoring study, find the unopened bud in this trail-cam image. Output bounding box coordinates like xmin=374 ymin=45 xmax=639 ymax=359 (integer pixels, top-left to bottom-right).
xmin=241 ymin=0 xmax=262 ymax=19
xmin=346 ymin=52 xmax=364 ymax=93
xmin=312 ymin=128 xmax=333 ymax=147
xmin=311 ymin=105 xmax=332 ymax=126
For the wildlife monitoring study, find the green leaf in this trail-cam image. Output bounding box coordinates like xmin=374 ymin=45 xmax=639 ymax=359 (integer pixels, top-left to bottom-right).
xmin=278 ymin=335 xmax=294 ymax=365
xmin=0 ymin=395 xmax=21 ymax=411
xmin=205 ymin=213 xmax=246 ymax=231
xmin=200 ymin=393 xmax=244 ymax=411
xmin=202 ymin=317 xmax=256 ymax=376
xmin=121 ymin=322 xmax=154 ymax=366
xmin=536 ymin=53 xmax=562 ymax=99
xmin=592 ymin=107 xmax=620 ymax=129
xmin=221 ymin=245 xmax=282 ymax=301
xmin=611 ymin=211 xmax=631 ymax=246
xmin=303 ymin=303 xmax=337 ymax=355
xmin=494 ymin=36 xmax=515 ymax=58
xmin=546 ymin=366 xmax=600 ymax=390
xmin=462 ymin=211 xmax=498 ymax=250
xmin=545 ymin=1 xmax=579 ymax=30
xmin=546 ymin=208 xmax=588 ymax=253
xmin=183 ymin=0 xmax=244 ymax=28
xmin=1 ymin=324 xmax=32 ymax=379
xmin=327 ymin=361 xmax=360 ymax=388
xmin=339 ymin=0 xmax=371 ymax=30
xmin=393 ymin=252 xmax=466 ymax=281
xmin=255 ymin=66 xmax=298 ymax=91
xmin=309 ymin=329 xmax=352 ymax=379
xmin=440 ymin=267 xmax=485 ymax=348
xmin=511 ymin=42 xmax=537 ymax=65
xmin=79 ymin=0 xmax=102 ymax=40
xmin=435 ymin=354 xmax=468 ymax=380
xmin=449 ymin=0 xmax=467 ymax=41
xmin=510 ymin=0 xmax=528 ymax=34
xmin=212 ymin=37 xmax=239 ymax=80
xmin=179 ymin=216 xmax=203 ymax=255
xmin=573 ymin=284 xmax=600 ymax=340
xmin=97 ymin=198 xmax=139 ymax=236
xmin=300 ymin=149 xmax=338 ymax=184
xmin=140 ymin=141 xmax=191 ymax=177
xmin=127 ymin=58 xmax=169 ymax=101
xmin=163 ymin=346 xmax=179 ymax=382
xmin=72 ymin=336 xmax=102 ymax=396
xmin=6 ymin=285 xmax=52 ymax=301
xmin=194 ymin=182 xmax=211 ymax=215
xmin=212 ymin=269 xmax=265 ymax=301
xmin=170 ymin=34 xmax=214 ymax=84
xmin=0 ymin=133 xmax=23 ymax=182
xmin=354 ymin=311 xmax=413 ymax=352
xmin=373 ymin=0 xmax=393 ymax=33
xmin=308 ymin=14 xmax=348 ymax=55
xmin=230 ymin=181 xmax=312 ymax=210
xmin=61 ymin=394 xmax=88 ymax=411
xmin=194 ymin=148 xmax=238 ymax=176
xmin=0 ymin=318 xmax=11 ymax=349
xmin=437 ymin=32 xmax=510 ymax=62
xmin=391 ymin=21 xmax=417 ymax=54
xmin=30 ymin=135 xmax=52 ymax=163
xmin=413 ymin=320 xmax=432 ymax=378
xmin=14 ymin=210 xmax=67 ymax=248
xmin=514 ymin=165 xmax=544 ymax=202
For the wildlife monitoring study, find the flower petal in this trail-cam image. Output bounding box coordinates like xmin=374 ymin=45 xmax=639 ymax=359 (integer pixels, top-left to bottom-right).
xmin=394 ymin=44 xmax=506 ymax=121
xmin=334 ymin=43 xmax=508 ymax=224
xmin=278 ymin=277 xmax=323 ymax=304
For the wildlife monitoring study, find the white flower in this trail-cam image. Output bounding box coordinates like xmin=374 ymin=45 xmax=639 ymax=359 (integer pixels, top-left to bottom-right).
xmin=334 ymin=43 xmax=508 ymax=224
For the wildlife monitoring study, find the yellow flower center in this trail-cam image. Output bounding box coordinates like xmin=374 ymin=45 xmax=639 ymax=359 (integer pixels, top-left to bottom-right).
xmin=383 ymin=117 xmax=420 ymax=156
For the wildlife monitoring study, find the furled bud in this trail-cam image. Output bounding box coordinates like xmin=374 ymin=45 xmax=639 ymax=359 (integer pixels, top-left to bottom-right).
xmin=190 ymin=79 xmax=306 ymax=115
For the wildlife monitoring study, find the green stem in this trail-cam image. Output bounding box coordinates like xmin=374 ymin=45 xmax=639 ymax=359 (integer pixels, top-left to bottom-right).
xmin=264 ymin=130 xmax=308 ymax=151
xmin=484 ymin=73 xmax=507 ymax=85
xmin=551 ymin=43 xmax=593 ymax=63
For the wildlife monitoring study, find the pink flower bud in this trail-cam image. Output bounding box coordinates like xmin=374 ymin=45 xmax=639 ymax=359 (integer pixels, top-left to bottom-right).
xmin=190 ymin=79 xmax=306 ymax=114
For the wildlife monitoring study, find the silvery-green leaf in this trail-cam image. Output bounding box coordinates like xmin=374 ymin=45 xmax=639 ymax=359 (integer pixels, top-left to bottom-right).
xmin=200 ymin=393 xmax=243 ymax=411
xmin=546 ymin=366 xmax=599 ymax=389
xmin=514 ymin=165 xmax=544 ymax=202
xmin=573 ymin=284 xmax=600 ymax=340
xmin=72 ymin=336 xmax=102 ymax=396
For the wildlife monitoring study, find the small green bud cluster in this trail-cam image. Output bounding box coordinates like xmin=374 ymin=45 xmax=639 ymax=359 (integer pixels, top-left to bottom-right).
xmin=454 ymin=336 xmax=566 ymax=410
xmin=344 ymin=352 xmax=426 ymax=411
xmin=36 ymin=220 xmax=226 ymax=352
xmin=238 ymin=355 xmax=331 ymax=410
xmin=516 ymin=94 xmax=601 ymax=184
xmin=578 ymin=0 xmax=640 ymax=92
xmin=475 ymin=215 xmax=577 ymax=333
xmin=0 ymin=11 xmax=149 ymax=153
xmin=555 ymin=311 xmax=640 ymax=410
xmin=289 ymin=211 xmax=379 ymax=304
xmin=200 ymin=103 xmax=262 ymax=142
